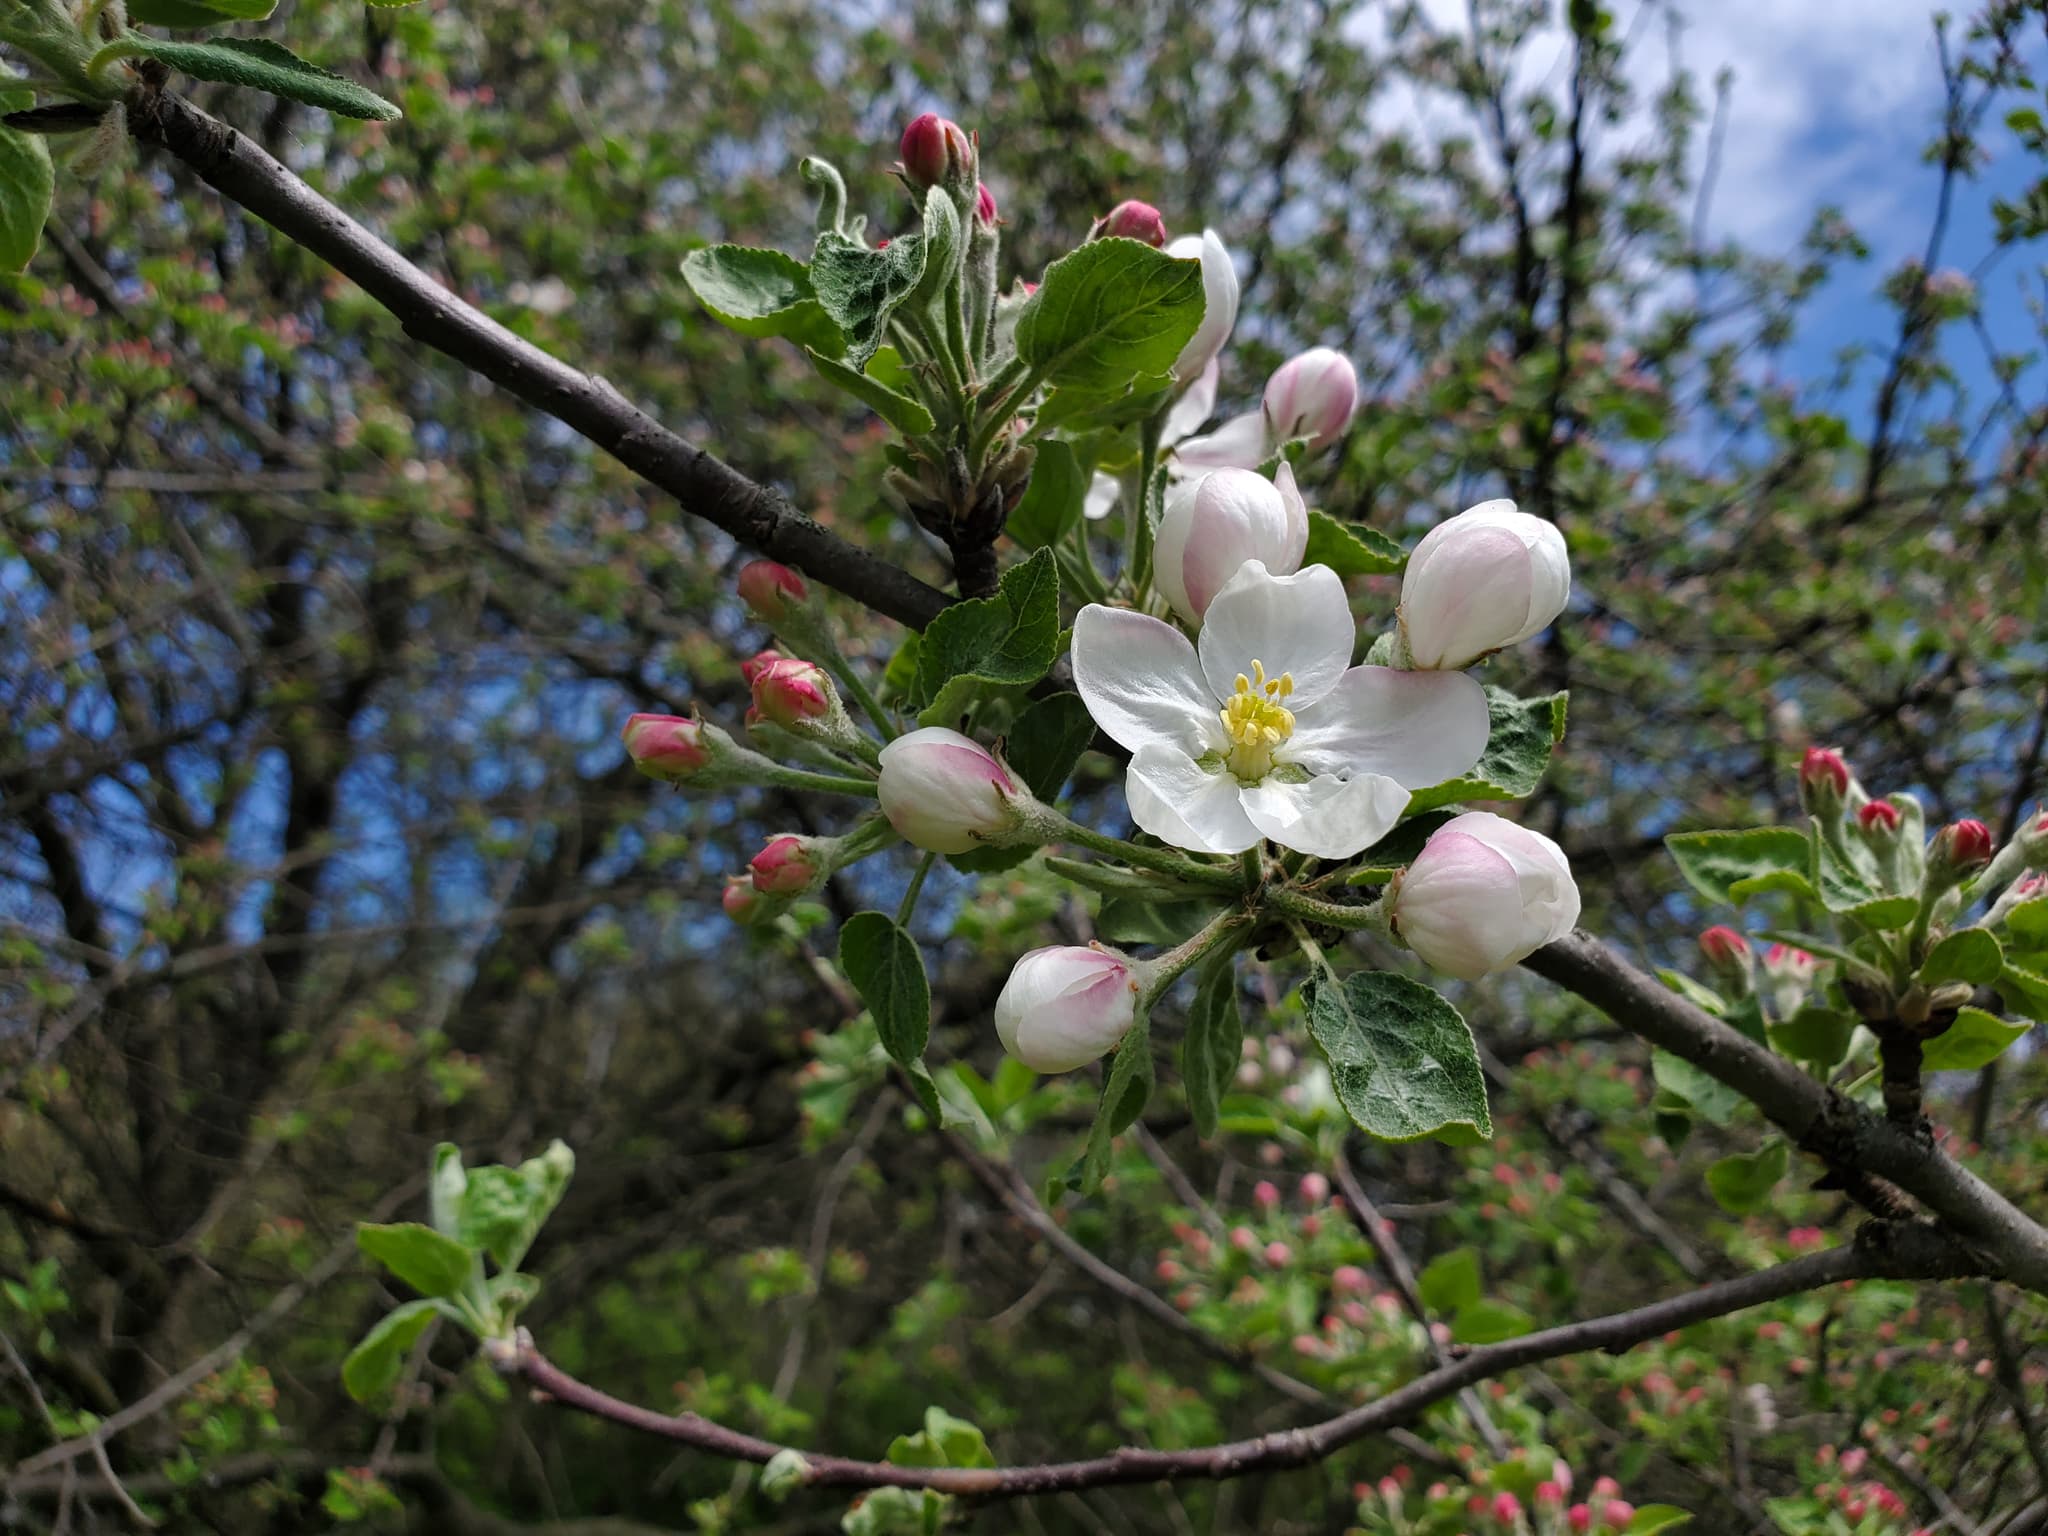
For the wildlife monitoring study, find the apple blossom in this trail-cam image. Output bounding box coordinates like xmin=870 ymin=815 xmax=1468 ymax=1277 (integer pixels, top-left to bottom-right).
xmin=1151 ymin=465 xmax=1309 ymax=623
xmin=737 ymin=559 xmax=808 ymax=624
xmin=621 ymin=713 xmax=712 ymax=780
xmin=1798 ymin=746 xmax=1853 ymax=818
xmin=722 ymin=874 xmax=772 ymax=925
xmin=748 ymin=834 xmax=824 ymax=896
xmin=1398 ymin=500 xmax=1571 ymax=670
xmin=1166 ymin=230 xmax=1238 ymax=383
xmin=1390 ymin=811 xmax=1581 ymax=979
xmin=994 ymin=944 xmax=1138 ymax=1072
xmin=899 ymin=111 xmax=973 ymax=192
xmin=739 ymin=648 xmax=784 ymax=685
xmin=1928 ymin=818 xmax=1994 ymax=888
xmin=749 ymin=657 xmax=834 ymax=729
xmin=1090 ymin=199 xmax=1168 ymax=246
xmin=1072 ymin=560 xmax=1489 ymax=857
xmin=1262 ymin=346 xmax=1357 ymax=450
xmin=876 ymin=726 xmax=1031 ymax=854
xmin=974 ymin=181 xmax=998 ymax=225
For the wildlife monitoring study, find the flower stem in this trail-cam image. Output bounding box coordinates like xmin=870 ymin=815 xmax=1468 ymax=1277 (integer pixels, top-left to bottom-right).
xmin=1135 ymin=907 xmax=1252 ymax=1009
xmin=1042 ymin=812 xmax=1239 ymax=889
xmin=764 ymin=766 xmax=882 ymax=798
xmin=1125 ymin=405 xmax=1167 ymax=597
xmin=968 ymin=358 xmax=1040 ymax=463
xmin=896 ymin=852 xmax=936 ymax=926
xmin=831 ymin=657 xmax=900 ymax=743
xmin=1264 ymin=886 xmax=1390 ymax=933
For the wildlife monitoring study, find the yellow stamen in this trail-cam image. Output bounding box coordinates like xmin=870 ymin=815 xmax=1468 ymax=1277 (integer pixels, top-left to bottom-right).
xmin=1218 ymin=659 xmax=1296 ymax=781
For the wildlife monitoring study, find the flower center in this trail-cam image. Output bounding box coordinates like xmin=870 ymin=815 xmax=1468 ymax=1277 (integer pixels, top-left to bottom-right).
xmin=1218 ymin=659 xmax=1296 ymax=781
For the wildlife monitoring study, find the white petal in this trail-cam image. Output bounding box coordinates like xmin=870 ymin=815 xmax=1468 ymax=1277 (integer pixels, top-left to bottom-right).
xmin=1150 ymin=478 xmax=1200 ymax=621
xmin=1197 ymin=560 xmax=1355 ymax=709
xmin=1083 ymin=471 xmax=1120 ymax=521
xmin=1399 ymin=525 xmax=1534 ymax=670
xmin=1285 ymin=666 xmax=1489 ymax=787
xmin=1173 ymin=410 xmax=1268 ymax=470
xmin=1072 ymin=604 xmax=1217 ymax=756
xmin=1272 ymin=461 xmax=1309 ymax=568
xmin=1160 ymin=357 xmax=1220 ymax=448
xmin=1238 ymin=773 xmax=1410 ymax=859
xmin=1127 ymin=744 xmax=1260 ymax=854
xmin=1168 ymin=230 xmax=1239 ymax=382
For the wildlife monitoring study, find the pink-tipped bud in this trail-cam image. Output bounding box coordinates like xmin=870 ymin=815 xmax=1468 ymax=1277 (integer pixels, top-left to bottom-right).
xmin=975 ymin=182 xmax=999 ymax=226
xmin=750 ymin=657 xmax=835 ymax=730
xmin=1591 ymin=1478 xmax=1621 ymax=1498
xmin=1263 ymin=347 xmax=1359 ymax=451
xmin=738 ymin=559 xmax=808 ymax=624
xmin=749 ymin=834 xmax=824 ymax=896
xmin=1698 ymin=925 xmax=1750 ymax=975
xmin=622 ymin=713 xmax=711 ymax=781
xmin=1931 ymin=818 xmax=1994 ymax=878
xmin=1298 ymin=1172 xmax=1330 ymax=1204
xmin=1536 ymin=1481 xmax=1565 ymax=1508
xmin=1492 ymin=1492 xmax=1523 ymax=1523
xmin=1377 ymin=1475 xmax=1402 ymax=1504
xmin=995 ymin=945 xmax=1137 ymax=1073
xmin=876 ymin=727 xmax=1029 ymax=855
xmin=1601 ymin=1500 xmax=1635 ymax=1528
xmin=1263 ymin=1241 xmax=1292 ymax=1268
xmin=1230 ymin=1225 xmax=1258 ymax=1253
xmin=740 ymin=648 xmax=784 ymax=685
xmin=1858 ymin=799 xmax=1901 ymax=837
xmin=1568 ymin=1505 xmax=1593 ymax=1533
xmin=1332 ymin=1264 xmax=1369 ymax=1294
xmin=899 ymin=112 xmax=974 ymax=192
xmin=1090 ymin=199 xmax=1169 ymax=247
xmin=1763 ymin=943 xmax=1818 ymax=983
xmin=722 ymin=874 xmax=769 ymax=925
xmin=1253 ymin=1180 xmax=1281 ymax=1209
xmin=1799 ymin=746 xmax=1853 ymax=816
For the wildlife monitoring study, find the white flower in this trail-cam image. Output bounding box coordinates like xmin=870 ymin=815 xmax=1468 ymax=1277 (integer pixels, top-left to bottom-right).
xmin=1072 ymin=560 xmax=1489 ymax=857
xmin=995 ymin=945 xmax=1138 ymax=1072
xmin=876 ymin=727 xmax=1025 ymax=855
xmin=1152 ymin=464 xmax=1309 ymax=624
xmin=1176 ymin=346 xmax=1359 ymax=470
xmin=1168 ymin=230 xmax=1238 ymax=384
xmin=1399 ymin=500 xmax=1571 ymax=670
xmin=1391 ymin=811 xmax=1580 ymax=979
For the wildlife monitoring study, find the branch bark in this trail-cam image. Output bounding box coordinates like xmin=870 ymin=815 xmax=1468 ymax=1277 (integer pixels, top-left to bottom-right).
xmin=122 ymin=83 xmax=952 ymax=634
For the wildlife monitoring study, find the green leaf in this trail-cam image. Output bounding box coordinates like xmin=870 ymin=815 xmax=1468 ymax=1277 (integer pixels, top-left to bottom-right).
xmin=125 ymin=37 xmax=400 ymax=121
xmin=1996 ymin=961 xmax=2048 ymax=1022
xmin=838 ymin=912 xmax=930 ymax=1066
xmin=1767 ymin=1005 xmax=1856 ymax=1068
xmin=1405 ymin=689 xmax=1567 ymax=813
xmin=999 ymin=693 xmax=1096 ymax=804
xmin=0 ymin=120 xmax=53 ymax=273
xmin=1344 ymin=811 xmax=1456 ymax=883
xmin=1657 ymin=968 xmax=1728 ymax=1017
xmin=887 ymin=1407 xmax=995 ymax=1470
xmin=1007 ymin=440 xmax=1087 ymax=552
xmin=806 ymin=348 xmax=934 ymax=435
xmin=2003 ymin=896 xmax=2048 ymax=945
xmin=1070 ymin=1019 xmax=1152 ymax=1192
xmin=912 ymin=548 xmax=1060 ymax=707
xmin=1665 ymin=828 xmax=1814 ymax=907
xmin=1842 ymin=894 xmax=1920 ymax=931
xmin=1181 ymin=954 xmax=1242 ymax=1139
xmin=1013 ymin=238 xmax=1206 ymax=392
xmin=1705 ymin=1140 xmax=1788 ymax=1214
xmin=341 ymin=1299 xmax=443 ymax=1402
xmin=810 ymin=229 xmax=929 ymax=368
xmin=1300 ymin=508 xmax=1406 ymax=576
xmin=1651 ymin=1050 xmax=1743 ymax=1127
xmin=1094 ymin=897 xmax=1212 ymax=946
xmin=680 ymin=245 xmax=844 ymax=355
xmin=1920 ymin=927 xmax=2003 ymax=987
xmin=1300 ymin=971 xmax=1492 ymax=1143
xmin=455 ymin=1141 xmax=574 ymax=1273
xmin=1921 ymin=1007 xmax=2031 ymax=1071
xmin=1625 ymin=1509 xmax=1693 ymax=1535
xmin=129 ymin=0 xmax=278 ymax=23
xmin=355 ymin=1222 xmax=475 ymax=1299
xmin=1416 ymin=1247 xmax=1481 ymax=1313
xmin=1032 ymin=373 xmax=1174 ymax=433
xmin=1451 ymin=1298 xmax=1534 ymax=1344
xmin=428 ymin=1143 xmax=466 ymax=1239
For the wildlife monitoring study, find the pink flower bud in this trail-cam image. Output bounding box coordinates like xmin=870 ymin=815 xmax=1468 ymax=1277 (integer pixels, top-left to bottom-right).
xmin=622 ymin=713 xmax=711 ymax=780
xmin=1332 ymin=1264 xmax=1369 ymax=1294
xmin=1392 ymin=812 xmax=1580 ymax=978
xmin=1568 ymin=1504 xmax=1593 ymax=1532
xmin=1591 ymin=1478 xmax=1620 ymax=1498
xmin=1253 ymin=1180 xmax=1281 ymax=1209
xmin=876 ymin=727 xmax=1027 ymax=855
xmin=1151 ymin=465 xmax=1308 ymax=623
xmin=1858 ymin=799 xmax=1901 ymax=836
xmin=1601 ymin=1500 xmax=1635 ymax=1528
xmin=1230 ymin=1225 xmax=1258 ymax=1253
xmin=1091 ymin=199 xmax=1169 ymax=247
xmin=750 ymin=657 xmax=835 ymax=729
xmin=1536 ymin=1481 xmax=1565 ymax=1507
xmin=1799 ymin=746 xmax=1852 ymax=816
xmin=1262 ymin=347 xmax=1358 ymax=451
xmin=1931 ymin=818 xmax=1994 ymax=876
xmin=1837 ymin=1447 xmax=1867 ymax=1475
xmin=899 ymin=112 xmax=974 ymax=192
xmin=749 ymin=834 xmax=824 ymax=896
xmin=1377 ymin=1475 xmax=1402 ymax=1503
xmin=1263 ymin=1241 xmax=1292 ymax=1267
xmin=722 ymin=874 xmax=769 ymax=925
xmin=1492 ymin=1492 xmax=1523 ymax=1523
xmin=738 ymin=559 xmax=808 ymax=623
xmin=1400 ymin=500 xmax=1572 ymax=670
xmin=1299 ymin=1172 xmax=1330 ymax=1204
xmin=1698 ymin=925 xmax=1750 ymax=974
xmin=740 ymin=648 xmax=784 ymax=685
xmin=975 ymin=182 xmax=999 ymax=226
xmin=1763 ymin=944 xmax=1818 ymax=983
xmin=994 ymin=944 xmax=1137 ymax=1072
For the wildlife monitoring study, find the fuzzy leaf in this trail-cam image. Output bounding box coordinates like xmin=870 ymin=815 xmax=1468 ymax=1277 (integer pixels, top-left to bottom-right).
xmin=1652 ymin=1050 xmax=1743 ymax=1126
xmin=355 ymin=1222 xmax=474 ymax=1299
xmin=912 ymin=548 xmax=1060 ymax=707
xmin=1007 ymin=439 xmax=1087 ymax=552
xmin=1300 ymin=971 xmax=1492 ymax=1143
xmin=810 ymin=229 xmax=929 ymax=367
xmin=128 ymin=0 xmax=277 ymax=22
xmin=1301 ymin=508 xmax=1406 ymax=576
xmin=1181 ymin=954 xmax=1242 ymax=1139
xmin=1417 ymin=1246 xmax=1481 ymax=1313
xmin=1706 ymin=1140 xmax=1789 ymax=1214
xmin=0 ymin=118 xmax=53 ymax=273
xmin=1406 ymin=689 xmax=1567 ymax=812
xmin=1665 ymin=827 xmax=1813 ymax=907
xmin=680 ymin=245 xmax=844 ymax=355
xmin=341 ymin=1300 xmax=444 ymax=1402
xmin=1921 ymin=1007 xmax=2030 ymax=1071
xmin=1070 ymin=1019 xmax=1153 ymax=1192
xmin=1920 ymin=927 xmax=2003 ymax=987
xmin=1014 ymin=238 xmax=1206 ymax=392
xmin=127 ymin=37 xmax=400 ymax=120
xmin=839 ymin=912 xmax=930 ymax=1067
xmin=806 ymin=347 xmax=934 ymax=435
xmin=1000 ymin=692 xmax=1097 ymax=802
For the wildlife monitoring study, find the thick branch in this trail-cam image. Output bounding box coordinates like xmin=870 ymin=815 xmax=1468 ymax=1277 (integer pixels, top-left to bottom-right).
xmin=1523 ymin=931 xmax=2048 ymax=1295
xmin=503 ymin=1224 xmax=1976 ymax=1499
xmin=122 ymin=84 xmax=951 ymax=634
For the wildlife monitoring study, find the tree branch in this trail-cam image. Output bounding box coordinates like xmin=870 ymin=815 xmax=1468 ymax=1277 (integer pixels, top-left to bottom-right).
xmin=499 ymin=1223 xmax=1978 ymax=1499
xmin=122 ymin=83 xmax=952 ymax=634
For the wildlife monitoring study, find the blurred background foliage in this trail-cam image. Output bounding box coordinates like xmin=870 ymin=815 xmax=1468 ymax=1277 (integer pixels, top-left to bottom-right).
xmin=2 ymin=0 xmax=2046 ymax=1531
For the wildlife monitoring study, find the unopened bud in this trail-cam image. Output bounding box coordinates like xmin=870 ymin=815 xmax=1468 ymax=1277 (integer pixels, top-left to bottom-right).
xmin=1601 ymin=1501 xmax=1635 ymax=1529
xmin=1536 ymin=1481 xmax=1566 ymax=1508
xmin=722 ymin=874 xmax=774 ymax=925
xmin=899 ymin=111 xmax=975 ymax=193
xmin=1698 ymin=925 xmax=1751 ymax=982
xmin=750 ymin=657 xmax=834 ymax=729
xmin=1858 ymin=799 xmax=1901 ymax=838
xmin=749 ymin=834 xmax=827 ymax=896
xmin=1263 ymin=347 xmax=1358 ymax=451
xmin=1568 ymin=1505 xmax=1593 ymax=1533
xmin=1492 ymin=1493 xmax=1523 ymax=1524
xmin=1762 ymin=941 xmax=1820 ymax=1017
xmin=738 ymin=559 xmax=808 ymax=624
xmin=975 ymin=182 xmax=998 ymax=226
xmin=1799 ymin=746 xmax=1853 ymax=818
xmin=622 ymin=713 xmax=712 ymax=781
xmin=876 ymin=726 xmax=1038 ymax=855
xmin=1090 ymin=199 xmax=1168 ymax=247
xmin=740 ymin=648 xmax=784 ymax=685
xmin=995 ymin=944 xmax=1137 ymax=1072
xmin=1928 ymin=818 xmax=1994 ymax=887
